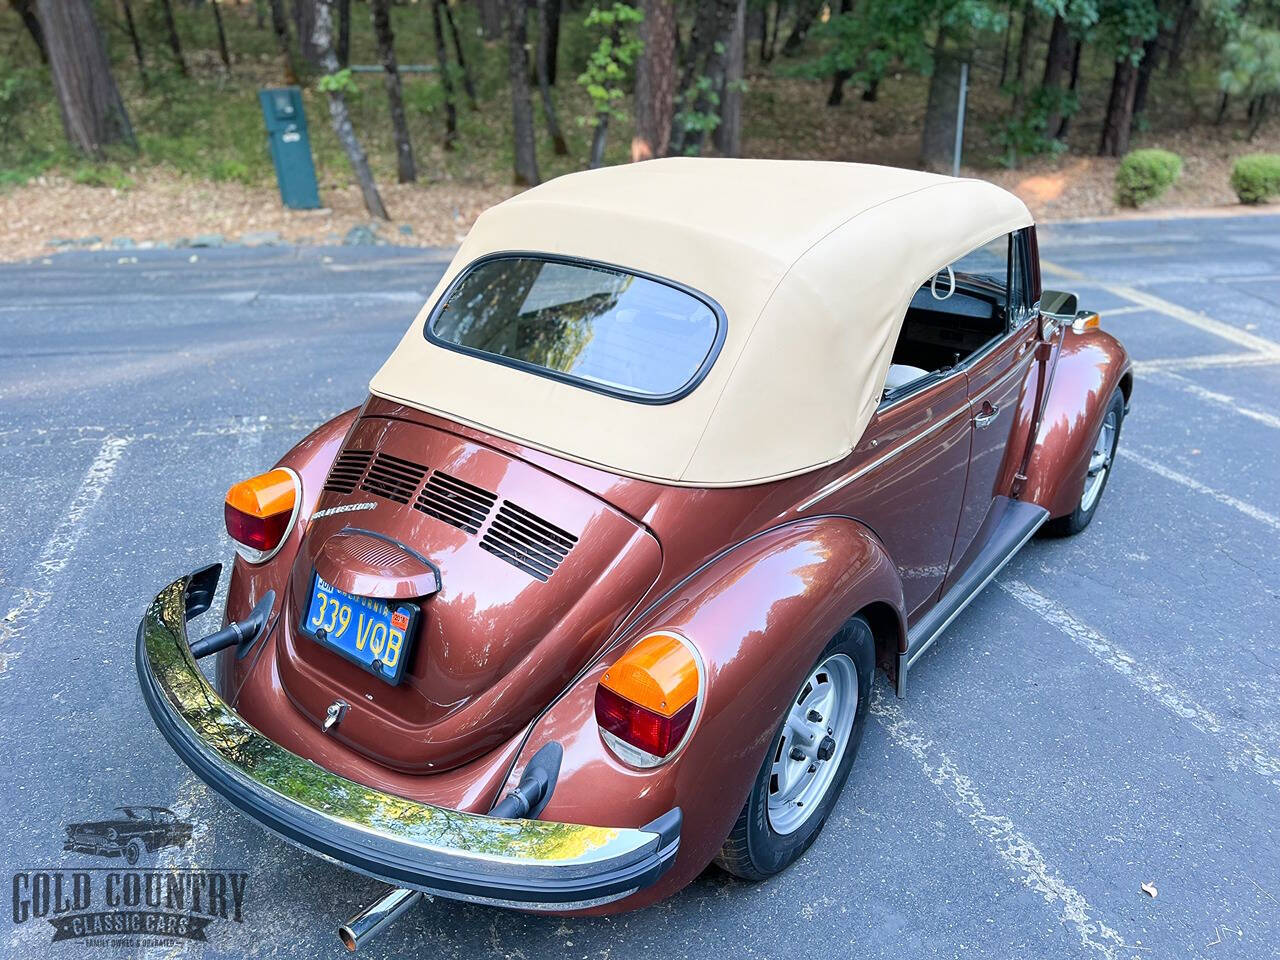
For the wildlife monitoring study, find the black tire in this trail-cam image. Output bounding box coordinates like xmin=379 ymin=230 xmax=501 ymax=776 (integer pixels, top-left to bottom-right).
xmin=1043 ymin=386 xmax=1125 ymax=537
xmin=125 ymin=838 xmax=143 ymax=866
xmin=715 ymin=617 xmax=874 ymax=880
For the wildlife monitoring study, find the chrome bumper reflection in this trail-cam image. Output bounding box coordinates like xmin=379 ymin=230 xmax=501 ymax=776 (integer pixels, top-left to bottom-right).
xmin=135 ymin=571 xmax=680 ymax=909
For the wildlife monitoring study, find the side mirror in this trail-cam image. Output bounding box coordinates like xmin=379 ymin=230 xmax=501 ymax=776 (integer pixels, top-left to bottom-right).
xmin=1040 ymin=289 xmax=1078 ymax=320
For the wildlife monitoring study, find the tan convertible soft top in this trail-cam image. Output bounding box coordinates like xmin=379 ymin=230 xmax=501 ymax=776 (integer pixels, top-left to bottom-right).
xmin=371 ymin=158 xmax=1033 ymax=487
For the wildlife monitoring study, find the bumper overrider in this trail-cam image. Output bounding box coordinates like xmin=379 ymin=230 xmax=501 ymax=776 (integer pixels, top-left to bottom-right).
xmin=135 ymin=570 xmax=681 ymax=911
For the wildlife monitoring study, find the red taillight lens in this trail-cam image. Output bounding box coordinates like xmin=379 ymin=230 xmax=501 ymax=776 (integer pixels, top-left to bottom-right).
xmin=224 ymin=502 xmax=292 ymax=551
xmin=595 ymin=632 xmax=701 ymax=766
xmin=224 ymin=468 xmax=299 ymax=562
xmin=595 ymin=686 xmax=695 ymax=760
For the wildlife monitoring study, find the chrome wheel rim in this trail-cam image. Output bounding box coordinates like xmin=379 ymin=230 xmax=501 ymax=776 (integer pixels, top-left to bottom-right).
xmin=1080 ymin=409 xmax=1117 ymax=513
xmin=766 ymin=653 xmax=858 ymax=836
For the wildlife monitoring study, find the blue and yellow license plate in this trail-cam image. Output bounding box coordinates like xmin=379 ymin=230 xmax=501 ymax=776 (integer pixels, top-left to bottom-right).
xmin=300 ymin=574 xmax=419 ymax=685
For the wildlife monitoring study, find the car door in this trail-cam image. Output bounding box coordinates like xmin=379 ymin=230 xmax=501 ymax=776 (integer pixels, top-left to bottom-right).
xmin=840 ymin=370 xmax=973 ymax=622
xmin=945 ymin=229 xmax=1040 ymax=589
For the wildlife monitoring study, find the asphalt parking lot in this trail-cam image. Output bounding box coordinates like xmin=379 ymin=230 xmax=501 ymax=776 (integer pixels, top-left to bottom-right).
xmin=1 ymin=213 xmax=1278 ymax=960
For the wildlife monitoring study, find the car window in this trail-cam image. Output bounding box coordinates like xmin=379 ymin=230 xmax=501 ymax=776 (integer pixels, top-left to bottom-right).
xmin=884 ymin=232 xmax=1024 ymax=399
xmin=428 ymin=256 xmax=723 ymax=402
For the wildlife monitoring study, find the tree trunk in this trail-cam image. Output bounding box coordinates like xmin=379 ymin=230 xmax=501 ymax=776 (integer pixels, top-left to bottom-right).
xmin=157 ymin=0 xmax=188 ymax=75
xmin=713 ymin=0 xmax=746 ymax=155
xmin=314 ymin=0 xmax=389 ymax=219
xmin=1041 ymin=14 xmax=1071 ymax=135
xmin=1010 ymin=0 xmax=1034 ymax=116
xmin=669 ymin=0 xmax=737 ymax=156
xmin=432 ymin=0 xmax=459 ymax=149
xmin=589 ymin=115 xmax=609 ymax=168
xmin=535 ymin=0 xmax=568 ymax=154
xmin=371 ymin=0 xmax=416 ymax=182
xmin=746 ymin=1 xmax=763 ymax=65
xmin=998 ymin=0 xmax=1012 ymax=86
xmin=506 ymin=0 xmax=540 ymax=185
xmin=826 ymin=0 xmax=853 ymax=107
xmin=1164 ymin=0 xmax=1196 ymax=75
xmin=11 ymin=0 xmax=46 ymax=62
xmin=765 ymin=0 xmax=780 ymax=62
xmin=267 ymin=0 xmax=299 ymax=83
xmin=1099 ymin=41 xmax=1141 ymax=157
xmin=1215 ymin=91 xmax=1230 ymax=126
xmin=861 ymin=77 xmax=879 ymax=101
xmin=780 ymin=0 xmax=821 ymax=57
xmin=1248 ymin=95 xmax=1268 ymax=141
xmin=120 ymin=0 xmax=147 ymax=84
xmin=920 ymin=35 xmax=964 ymax=170
xmin=294 ymin=0 xmax=321 ymax=67
xmin=256 ymin=0 xmax=266 ymax=29
xmin=632 ymin=0 xmax=676 ymax=160
xmin=1131 ymin=34 xmax=1161 ymax=130
xmin=542 ymin=0 xmax=561 ymax=85
xmin=211 ymin=0 xmax=232 ymax=71
xmin=441 ymin=0 xmax=478 ymax=106
xmin=35 ymin=0 xmax=135 ymax=158
xmin=478 ymin=0 xmax=503 ymax=41
xmin=336 ymin=0 xmax=351 ymax=66
xmin=1056 ymin=38 xmax=1082 ymax=138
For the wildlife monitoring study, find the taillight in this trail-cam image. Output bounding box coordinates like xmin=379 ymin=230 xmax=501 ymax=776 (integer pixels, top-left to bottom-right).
xmin=224 ymin=467 xmax=300 ymax=563
xmin=595 ymin=632 xmax=702 ymax=767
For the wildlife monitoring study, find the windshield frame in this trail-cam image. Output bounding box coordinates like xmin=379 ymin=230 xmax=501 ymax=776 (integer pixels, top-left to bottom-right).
xmin=423 ymin=251 xmax=728 ymax=405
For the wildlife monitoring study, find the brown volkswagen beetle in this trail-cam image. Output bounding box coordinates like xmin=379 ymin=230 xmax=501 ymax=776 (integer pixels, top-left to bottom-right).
xmin=136 ymin=159 xmax=1130 ymax=948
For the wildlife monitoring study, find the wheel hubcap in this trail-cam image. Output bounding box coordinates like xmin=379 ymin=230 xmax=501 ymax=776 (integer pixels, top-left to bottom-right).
xmin=1080 ymin=409 xmax=1117 ymax=513
xmin=766 ymin=653 xmax=858 ymax=835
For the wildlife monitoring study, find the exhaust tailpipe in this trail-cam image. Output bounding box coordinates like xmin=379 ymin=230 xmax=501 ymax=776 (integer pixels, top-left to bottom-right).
xmin=338 ymin=887 xmax=424 ymax=952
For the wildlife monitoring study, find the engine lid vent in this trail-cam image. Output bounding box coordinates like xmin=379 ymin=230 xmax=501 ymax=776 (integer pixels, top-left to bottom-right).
xmin=414 ymin=470 xmax=497 ymax=534
xmin=359 ymin=452 xmax=426 ymax=504
xmin=480 ymin=500 xmax=578 ymax=582
xmin=324 ymin=449 xmax=373 ymax=495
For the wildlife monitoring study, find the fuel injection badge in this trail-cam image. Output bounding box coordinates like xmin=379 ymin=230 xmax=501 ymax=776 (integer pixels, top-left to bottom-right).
xmin=13 ymin=805 xmax=248 ymax=948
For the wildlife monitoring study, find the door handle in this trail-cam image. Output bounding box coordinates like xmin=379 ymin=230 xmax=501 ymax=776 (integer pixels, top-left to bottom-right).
xmin=974 ymin=403 xmax=1000 ymax=428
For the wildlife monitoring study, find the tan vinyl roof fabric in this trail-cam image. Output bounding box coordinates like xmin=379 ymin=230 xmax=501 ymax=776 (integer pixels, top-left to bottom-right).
xmin=371 ymin=159 xmax=1033 ymax=487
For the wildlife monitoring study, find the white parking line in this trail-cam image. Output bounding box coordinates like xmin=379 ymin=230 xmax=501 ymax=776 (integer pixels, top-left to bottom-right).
xmin=871 ymin=690 xmax=1131 ymax=960
xmin=1134 ymin=353 xmax=1280 ymax=373
xmin=1117 ymin=448 xmax=1280 ymax=532
xmin=1041 ymin=259 xmax=1280 ymax=356
xmin=998 ymin=581 xmax=1280 ymax=790
xmin=1143 ymin=369 xmax=1280 ymax=430
xmin=0 ymin=436 xmax=130 ymax=673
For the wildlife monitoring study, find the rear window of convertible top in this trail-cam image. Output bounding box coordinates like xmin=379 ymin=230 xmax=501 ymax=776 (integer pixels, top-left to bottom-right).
xmin=427 ymin=256 xmax=723 ymax=402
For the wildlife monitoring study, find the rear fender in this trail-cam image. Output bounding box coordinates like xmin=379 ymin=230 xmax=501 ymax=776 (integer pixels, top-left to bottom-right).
xmin=217 ymin=405 xmax=360 ymax=698
xmin=1021 ymin=329 xmax=1131 ymax=519
xmin=504 ymin=516 xmax=904 ymax=912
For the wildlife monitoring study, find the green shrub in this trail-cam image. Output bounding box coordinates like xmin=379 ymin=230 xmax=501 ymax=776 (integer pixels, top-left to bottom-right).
xmin=1230 ymin=154 xmax=1280 ymax=204
xmin=1115 ymin=149 xmax=1183 ymax=207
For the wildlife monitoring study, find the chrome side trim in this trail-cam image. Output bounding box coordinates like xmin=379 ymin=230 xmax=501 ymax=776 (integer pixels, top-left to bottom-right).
xmin=798 ymin=403 xmax=971 ymax=512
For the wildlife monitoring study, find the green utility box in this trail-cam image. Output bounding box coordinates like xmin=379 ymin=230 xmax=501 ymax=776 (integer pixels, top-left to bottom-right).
xmin=258 ymin=87 xmax=321 ymax=210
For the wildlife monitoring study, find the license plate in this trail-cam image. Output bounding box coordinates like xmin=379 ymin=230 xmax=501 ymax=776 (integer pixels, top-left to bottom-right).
xmin=300 ymin=574 xmax=419 ymax=685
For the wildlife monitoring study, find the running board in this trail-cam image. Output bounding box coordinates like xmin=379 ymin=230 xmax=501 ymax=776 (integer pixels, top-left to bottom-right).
xmin=896 ymin=499 xmax=1048 ymax=697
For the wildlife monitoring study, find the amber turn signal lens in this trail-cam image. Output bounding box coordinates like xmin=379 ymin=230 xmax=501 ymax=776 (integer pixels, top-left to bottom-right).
xmin=224 ymin=468 xmax=299 ymax=561
xmin=1072 ymin=312 xmax=1101 ymax=334
xmin=596 ymin=632 xmax=701 ymax=766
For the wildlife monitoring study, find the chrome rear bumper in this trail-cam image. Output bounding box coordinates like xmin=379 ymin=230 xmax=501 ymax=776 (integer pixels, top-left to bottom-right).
xmin=135 ymin=570 xmax=680 ymax=910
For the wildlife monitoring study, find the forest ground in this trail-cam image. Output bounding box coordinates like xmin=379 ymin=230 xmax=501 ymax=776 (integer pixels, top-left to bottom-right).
xmin=1 ymin=3 xmax=1277 ymax=261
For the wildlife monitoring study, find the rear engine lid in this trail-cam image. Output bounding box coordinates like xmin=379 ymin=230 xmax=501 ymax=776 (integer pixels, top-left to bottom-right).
xmin=277 ymin=414 xmax=661 ymax=772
